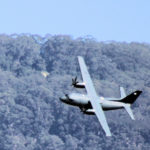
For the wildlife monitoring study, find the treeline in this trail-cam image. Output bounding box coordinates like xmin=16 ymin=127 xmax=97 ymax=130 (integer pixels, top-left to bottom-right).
xmin=0 ymin=34 xmax=149 ymax=149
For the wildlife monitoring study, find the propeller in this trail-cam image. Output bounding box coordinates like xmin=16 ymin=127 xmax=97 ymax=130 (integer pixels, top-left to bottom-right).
xmin=71 ymin=76 xmax=78 ymax=87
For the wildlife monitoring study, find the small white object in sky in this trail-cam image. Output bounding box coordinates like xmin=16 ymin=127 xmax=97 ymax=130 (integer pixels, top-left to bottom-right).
xmin=41 ymin=71 xmax=49 ymax=78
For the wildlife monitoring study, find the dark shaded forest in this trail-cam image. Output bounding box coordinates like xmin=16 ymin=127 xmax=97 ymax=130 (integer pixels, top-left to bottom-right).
xmin=0 ymin=34 xmax=150 ymax=150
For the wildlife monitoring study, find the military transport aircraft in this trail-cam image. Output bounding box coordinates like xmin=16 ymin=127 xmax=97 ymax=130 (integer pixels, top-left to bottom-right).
xmin=60 ymin=56 xmax=142 ymax=136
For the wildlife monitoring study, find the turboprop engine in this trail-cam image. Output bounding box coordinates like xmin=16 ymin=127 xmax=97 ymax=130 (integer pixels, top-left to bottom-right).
xmin=82 ymin=109 xmax=95 ymax=115
xmin=71 ymin=76 xmax=85 ymax=88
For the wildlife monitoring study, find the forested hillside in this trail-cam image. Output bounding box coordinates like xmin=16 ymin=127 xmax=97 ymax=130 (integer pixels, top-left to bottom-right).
xmin=0 ymin=34 xmax=150 ymax=150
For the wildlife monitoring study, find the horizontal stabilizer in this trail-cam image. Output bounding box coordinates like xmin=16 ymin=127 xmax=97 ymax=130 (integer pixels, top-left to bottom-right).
xmin=124 ymin=104 xmax=135 ymax=120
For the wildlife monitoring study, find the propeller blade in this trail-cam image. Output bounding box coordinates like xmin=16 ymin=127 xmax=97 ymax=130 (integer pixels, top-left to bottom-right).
xmin=75 ymin=76 xmax=77 ymax=82
xmin=71 ymin=76 xmax=78 ymax=86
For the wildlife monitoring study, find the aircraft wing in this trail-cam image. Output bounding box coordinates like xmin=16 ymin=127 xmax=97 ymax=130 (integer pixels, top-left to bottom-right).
xmin=78 ymin=56 xmax=111 ymax=136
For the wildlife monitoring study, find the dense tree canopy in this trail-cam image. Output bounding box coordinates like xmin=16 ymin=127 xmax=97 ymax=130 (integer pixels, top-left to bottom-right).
xmin=0 ymin=34 xmax=149 ymax=149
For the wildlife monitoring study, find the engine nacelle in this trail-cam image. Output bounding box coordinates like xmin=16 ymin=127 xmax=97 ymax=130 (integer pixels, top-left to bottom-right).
xmin=83 ymin=109 xmax=95 ymax=115
xmin=74 ymin=82 xmax=85 ymax=88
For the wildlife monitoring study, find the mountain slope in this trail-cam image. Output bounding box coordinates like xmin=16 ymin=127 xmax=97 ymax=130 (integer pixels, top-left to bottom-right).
xmin=0 ymin=34 xmax=149 ymax=150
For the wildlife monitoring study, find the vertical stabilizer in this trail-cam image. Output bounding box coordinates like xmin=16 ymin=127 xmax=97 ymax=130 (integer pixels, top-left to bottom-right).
xmin=120 ymin=91 xmax=142 ymax=104
xmin=120 ymin=87 xmax=126 ymax=99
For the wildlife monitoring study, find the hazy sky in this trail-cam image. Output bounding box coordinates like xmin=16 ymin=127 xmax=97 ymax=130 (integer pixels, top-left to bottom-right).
xmin=0 ymin=0 xmax=150 ymax=42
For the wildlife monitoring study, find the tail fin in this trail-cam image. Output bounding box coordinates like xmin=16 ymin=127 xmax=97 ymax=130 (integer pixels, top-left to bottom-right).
xmin=120 ymin=87 xmax=126 ymax=99
xmin=120 ymin=90 xmax=142 ymax=104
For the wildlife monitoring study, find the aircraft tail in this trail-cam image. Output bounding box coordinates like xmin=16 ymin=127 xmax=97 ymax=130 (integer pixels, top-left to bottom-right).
xmin=119 ymin=90 xmax=142 ymax=104
xmin=120 ymin=90 xmax=142 ymax=120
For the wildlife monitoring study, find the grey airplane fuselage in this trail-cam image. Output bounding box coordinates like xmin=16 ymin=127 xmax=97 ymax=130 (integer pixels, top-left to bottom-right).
xmin=60 ymin=93 xmax=124 ymax=115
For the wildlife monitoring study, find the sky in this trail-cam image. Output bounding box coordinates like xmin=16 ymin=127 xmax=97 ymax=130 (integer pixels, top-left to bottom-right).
xmin=0 ymin=0 xmax=150 ymax=42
